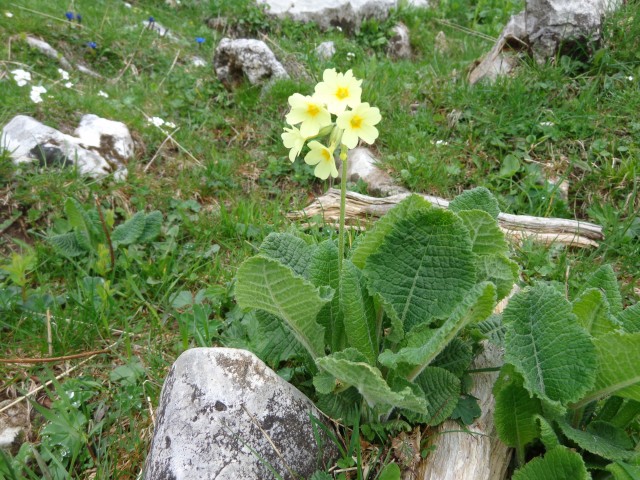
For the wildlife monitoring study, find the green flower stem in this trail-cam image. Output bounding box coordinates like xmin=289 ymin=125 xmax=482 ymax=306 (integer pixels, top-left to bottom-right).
xmin=338 ymin=147 xmax=348 ymax=274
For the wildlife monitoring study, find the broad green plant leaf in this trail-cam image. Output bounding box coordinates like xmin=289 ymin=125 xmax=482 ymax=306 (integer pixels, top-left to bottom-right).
xmin=606 ymin=462 xmax=640 ymax=480
xmin=340 ymin=259 xmax=377 ymax=365
xmin=457 ymin=210 xmax=509 ymax=256
xmin=503 ymin=283 xmax=597 ymax=405
xmin=431 ymin=337 xmax=473 ymax=377
xmin=572 ymin=288 xmax=620 ymax=337
xmin=138 ymin=210 xmax=163 ymax=243
xmin=512 ymin=446 xmax=590 ymax=480
xmin=365 ymin=208 xmax=477 ymax=332
xmin=578 ymin=264 xmax=623 ymax=316
xmin=494 ymin=375 xmax=542 ymax=460
xmin=535 ymin=415 xmax=560 ymax=450
xmin=475 ymin=254 xmax=518 ymax=301
xmin=557 ymin=419 xmax=636 ymax=461
xmin=617 ymin=302 xmax=640 ymax=333
xmin=448 ymin=187 xmax=500 ymax=218
xmin=475 ymin=314 xmax=506 ymax=346
xmin=409 ymin=366 xmax=461 ymax=425
xmin=49 ymin=232 xmax=87 ymax=257
xmin=316 ymin=349 xmax=429 ymax=414
xmin=112 ymin=211 xmax=146 ymax=246
xmin=378 ymin=462 xmax=401 ymax=480
xmin=259 ymin=232 xmax=315 ymax=278
xmin=308 ymin=240 xmax=345 ymax=351
xmin=235 ymin=256 xmax=328 ymax=359
xmin=576 ymin=332 xmax=640 ymax=407
xmin=378 ymin=282 xmax=496 ymax=381
xmin=253 ymin=310 xmax=305 ymax=367
xmin=315 ymin=387 xmax=361 ymax=423
xmin=351 ymin=194 xmax=431 ymax=269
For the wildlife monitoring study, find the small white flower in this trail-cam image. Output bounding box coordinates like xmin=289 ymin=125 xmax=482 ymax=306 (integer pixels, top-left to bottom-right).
xmin=11 ymin=69 xmax=31 ymax=87
xmin=5 ymin=11 xmax=13 ymax=17
xmin=124 ymin=2 xmax=132 ymax=8
xmin=346 ymin=52 xmax=356 ymax=60
xmin=30 ymin=85 xmax=47 ymax=104
xmin=97 ymin=90 xmax=109 ymax=98
xmin=336 ymin=26 xmax=342 ymax=32
xmin=149 ymin=116 xmax=165 ymax=127
xmin=164 ymin=121 xmax=176 ymax=129
xmin=58 ymin=68 xmax=70 ymax=80
xmin=430 ymin=140 xmax=449 ymax=146
xmin=64 ymin=82 xmax=74 ymax=89
xmin=628 ymin=76 xmax=634 ymax=82
xmin=539 ymin=121 xmax=554 ymax=127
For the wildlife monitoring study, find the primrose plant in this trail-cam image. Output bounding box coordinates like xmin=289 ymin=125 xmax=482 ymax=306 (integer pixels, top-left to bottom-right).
xmin=235 ymin=69 xmax=518 ymax=425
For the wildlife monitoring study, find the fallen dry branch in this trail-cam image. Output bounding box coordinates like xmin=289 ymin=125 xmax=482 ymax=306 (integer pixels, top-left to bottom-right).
xmin=0 ymin=349 xmax=111 ymax=364
xmin=288 ymin=189 xmax=603 ymax=248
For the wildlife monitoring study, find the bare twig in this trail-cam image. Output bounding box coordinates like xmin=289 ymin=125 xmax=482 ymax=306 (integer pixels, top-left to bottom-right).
xmin=144 ymin=128 xmax=179 ymax=172
xmin=157 ymin=49 xmax=181 ymax=91
xmin=0 ymin=349 xmax=111 ymax=364
xmin=46 ymin=309 xmax=53 ymax=356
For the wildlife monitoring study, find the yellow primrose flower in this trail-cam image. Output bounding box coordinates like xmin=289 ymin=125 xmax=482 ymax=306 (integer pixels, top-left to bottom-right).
xmin=314 ymin=69 xmax=362 ymax=114
xmin=304 ymin=141 xmax=338 ymax=179
xmin=336 ymin=102 xmax=382 ymax=149
xmin=281 ymin=126 xmax=306 ymax=162
xmin=285 ymin=93 xmax=332 ymax=137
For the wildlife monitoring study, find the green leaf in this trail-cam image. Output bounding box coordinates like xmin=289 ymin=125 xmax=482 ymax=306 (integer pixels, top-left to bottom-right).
xmin=409 ymin=366 xmax=461 ymax=425
xmin=617 ymin=302 xmax=640 ymax=333
xmin=252 ymin=310 xmax=305 ymax=367
xmin=449 ymin=187 xmax=500 ymax=218
xmin=65 ymin=197 xmax=92 ymax=232
xmin=49 ymin=232 xmax=87 ymax=257
xmin=572 ymin=288 xmax=620 ymax=337
xmin=351 ymin=194 xmax=431 ymax=269
xmin=450 ymin=394 xmax=481 ymax=425
xmin=138 ymin=210 xmax=163 ymax=243
xmin=498 ymin=154 xmax=521 ymax=179
xmin=503 ymin=283 xmax=597 ymax=405
xmin=557 ymin=418 xmax=636 ymax=461
xmin=457 ymin=210 xmax=509 ymax=256
xmin=112 ymin=211 xmax=146 ymax=246
xmin=235 ymin=256 xmax=328 ymax=359
xmin=74 ymin=227 xmax=92 ymax=252
xmin=475 ymin=254 xmax=518 ymax=301
xmin=378 ymin=282 xmax=496 ymax=380
xmin=494 ymin=375 xmax=542 ymax=452
xmin=576 ymin=332 xmax=640 ymax=406
xmin=609 ymin=400 xmax=640 ymax=429
xmin=512 ymin=447 xmax=590 ymax=480
xmin=316 ymin=349 xmax=429 ymax=414
xmin=259 ymin=232 xmax=315 ymax=278
xmin=606 ymin=462 xmax=640 ymax=480
xmin=475 ymin=314 xmax=506 ymax=346
xmin=378 ymin=462 xmax=401 ymax=480
xmin=340 ymin=260 xmax=377 ymax=365
xmin=313 ymin=371 xmax=338 ymax=394
xmin=578 ymin=264 xmax=623 ymax=316
xmin=535 ymin=415 xmax=560 ymax=450
xmin=315 ymin=387 xmax=361 ymax=423
xmin=365 ymin=208 xmax=477 ymax=332
xmin=431 ymin=337 xmax=473 ymax=377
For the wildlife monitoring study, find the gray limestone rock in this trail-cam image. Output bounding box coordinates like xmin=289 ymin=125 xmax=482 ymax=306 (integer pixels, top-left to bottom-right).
xmin=257 ymin=0 xmax=430 ymax=32
xmin=341 ymin=147 xmax=408 ymax=197
xmin=387 ymin=22 xmax=411 ymax=59
xmin=1 ymin=115 xmax=129 ymax=180
xmin=214 ymin=38 xmax=289 ymax=88
xmin=144 ymin=348 xmax=338 ymax=480
xmin=315 ymin=41 xmax=336 ymax=60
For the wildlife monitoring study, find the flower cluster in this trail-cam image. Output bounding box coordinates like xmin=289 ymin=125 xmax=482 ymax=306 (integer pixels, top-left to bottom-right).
xmin=281 ymin=69 xmax=381 ymax=179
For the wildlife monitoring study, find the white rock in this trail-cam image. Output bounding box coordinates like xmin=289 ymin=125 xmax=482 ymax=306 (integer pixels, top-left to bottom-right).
xmin=144 ymin=348 xmax=338 ymax=479
xmin=1 ymin=115 xmax=129 ymax=180
xmin=341 ymin=147 xmax=407 ymax=197
xmin=387 ymin=22 xmax=411 ymax=59
xmin=74 ymin=114 xmax=135 ymax=164
xmin=26 ymin=36 xmax=73 ymax=70
xmin=315 ymin=41 xmax=336 ymax=60
xmin=258 ymin=0 xmax=430 ymax=31
xmin=214 ymin=38 xmax=289 ymax=87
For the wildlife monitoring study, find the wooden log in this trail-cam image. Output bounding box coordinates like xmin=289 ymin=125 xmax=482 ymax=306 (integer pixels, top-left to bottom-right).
xmin=288 ymin=188 xmax=603 ymax=248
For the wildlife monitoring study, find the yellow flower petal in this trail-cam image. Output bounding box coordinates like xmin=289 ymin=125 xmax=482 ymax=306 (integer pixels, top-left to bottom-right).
xmin=285 ymin=93 xmax=332 ymax=137
xmin=304 ymin=141 xmax=338 ymax=179
xmin=336 ymin=103 xmax=381 ymax=149
xmin=281 ymin=126 xmax=306 ymax=162
xmin=314 ymin=69 xmax=362 ymax=115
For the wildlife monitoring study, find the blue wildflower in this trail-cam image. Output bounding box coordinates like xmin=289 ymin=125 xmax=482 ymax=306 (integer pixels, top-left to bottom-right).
xmin=76 ymin=14 xmax=82 ymax=23
xmin=195 ymin=37 xmax=205 ymax=44
xmin=87 ymin=41 xmax=97 ymax=49
xmin=65 ymin=11 xmax=74 ymax=21
xmin=149 ymin=16 xmax=155 ymax=23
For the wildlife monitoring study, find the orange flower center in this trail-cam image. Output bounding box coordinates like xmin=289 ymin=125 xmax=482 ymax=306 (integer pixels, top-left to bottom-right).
xmin=307 ymin=103 xmax=320 ymax=116
xmin=335 ymin=87 xmax=349 ymax=100
xmin=350 ymin=115 xmax=363 ymax=129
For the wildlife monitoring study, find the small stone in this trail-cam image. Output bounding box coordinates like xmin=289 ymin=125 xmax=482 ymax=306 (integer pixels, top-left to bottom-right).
xmin=214 ymin=38 xmax=289 ymax=88
xmin=387 ymin=22 xmax=411 ymax=59
xmin=340 ymin=148 xmax=408 ymax=197
xmin=74 ymin=114 xmax=135 ymax=164
xmin=144 ymin=348 xmax=338 ymax=479
xmin=315 ymin=41 xmax=336 ymax=60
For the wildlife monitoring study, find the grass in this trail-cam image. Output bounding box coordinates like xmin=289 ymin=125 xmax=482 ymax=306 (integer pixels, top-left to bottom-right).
xmin=0 ymin=0 xmax=639 ymax=477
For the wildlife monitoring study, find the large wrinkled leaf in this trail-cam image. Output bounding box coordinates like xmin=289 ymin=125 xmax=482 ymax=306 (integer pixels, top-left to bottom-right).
xmin=340 ymin=260 xmax=377 ymax=365
xmin=316 ymin=349 xmax=429 ymax=414
xmin=512 ymin=447 xmax=590 ymax=480
xmin=308 ymin=240 xmax=344 ymax=352
xmin=557 ymin=418 xmax=636 ymax=461
xmin=457 ymin=210 xmax=509 ymax=256
xmin=606 ymin=462 xmax=640 ymax=480
xmin=351 ymin=195 xmax=431 ymax=269
xmin=535 ymin=415 xmax=560 ymax=450
xmin=475 ymin=254 xmax=518 ymax=301
xmin=49 ymin=232 xmax=87 ymax=257
xmin=503 ymin=284 xmax=597 ymax=405
xmin=617 ymin=302 xmax=640 ymax=333
xmin=365 ymin=208 xmax=477 ymax=332
xmin=408 ymin=366 xmax=461 ymax=425
xmin=138 ymin=210 xmax=163 ymax=243
xmin=315 ymin=387 xmax=361 ymax=423
xmin=431 ymin=337 xmax=473 ymax=377
xmin=378 ymin=283 xmax=496 ymax=380
xmin=235 ymin=256 xmax=328 ymax=359
xmin=578 ymin=264 xmax=623 ymax=316
xmin=259 ymin=232 xmax=315 ymax=278
xmin=449 ymin=187 xmax=500 ymax=218
xmin=252 ymin=310 xmax=305 ymax=366
xmin=475 ymin=314 xmax=506 ymax=346
xmin=112 ymin=211 xmax=146 ymax=246
xmin=576 ymin=332 xmax=640 ymax=407
xmin=572 ymin=288 xmax=620 ymax=337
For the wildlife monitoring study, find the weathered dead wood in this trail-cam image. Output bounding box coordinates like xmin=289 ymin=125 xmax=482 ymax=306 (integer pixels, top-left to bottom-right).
xmin=288 ymin=188 xmax=603 ymax=248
